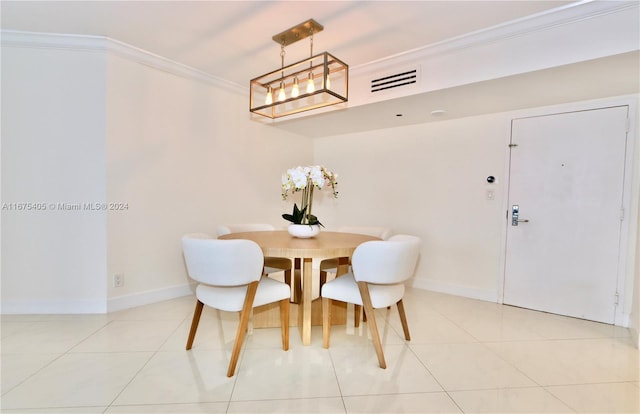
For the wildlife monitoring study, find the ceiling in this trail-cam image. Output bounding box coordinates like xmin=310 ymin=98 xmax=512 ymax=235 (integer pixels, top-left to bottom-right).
xmin=1 ymin=1 xmax=572 ymax=87
xmin=3 ymin=1 xmax=637 ymax=137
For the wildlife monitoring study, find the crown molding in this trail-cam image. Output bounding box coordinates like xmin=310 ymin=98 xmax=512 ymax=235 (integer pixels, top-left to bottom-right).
xmin=352 ymin=0 xmax=639 ymax=75
xmin=1 ymin=30 xmax=248 ymax=95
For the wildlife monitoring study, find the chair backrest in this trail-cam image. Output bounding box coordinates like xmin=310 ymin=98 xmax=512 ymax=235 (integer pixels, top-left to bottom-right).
xmin=216 ymin=223 xmax=276 ymax=237
xmin=338 ymin=226 xmax=393 ymax=240
xmin=351 ymin=234 xmax=421 ymax=284
xmin=182 ymin=233 xmax=264 ymax=286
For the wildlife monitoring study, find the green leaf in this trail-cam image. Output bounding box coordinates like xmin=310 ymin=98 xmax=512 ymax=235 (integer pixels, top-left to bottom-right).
xmin=283 ymin=203 xmax=326 ymax=226
xmin=282 ymin=203 xmax=308 ymax=224
xmin=307 ymin=214 xmax=324 ymax=227
xmin=281 ymin=213 xmax=295 ymax=223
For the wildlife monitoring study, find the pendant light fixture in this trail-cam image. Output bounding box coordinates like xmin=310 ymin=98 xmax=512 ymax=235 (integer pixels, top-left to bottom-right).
xmin=250 ymin=19 xmax=348 ymax=119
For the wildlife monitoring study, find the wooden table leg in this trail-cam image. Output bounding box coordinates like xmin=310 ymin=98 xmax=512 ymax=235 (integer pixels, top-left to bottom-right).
xmin=299 ymin=257 xmax=313 ymax=345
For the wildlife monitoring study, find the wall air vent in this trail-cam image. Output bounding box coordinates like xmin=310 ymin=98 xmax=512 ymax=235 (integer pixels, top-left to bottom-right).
xmin=371 ymin=68 xmax=418 ymax=93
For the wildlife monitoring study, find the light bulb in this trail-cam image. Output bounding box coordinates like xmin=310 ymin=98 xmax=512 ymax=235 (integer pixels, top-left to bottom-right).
xmin=291 ymin=77 xmax=300 ymax=98
xmin=306 ymin=72 xmax=315 ymax=94
xmin=277 ymin=82 xmax=286 ymax=102
xmin=265 ymin=86 xmax=273 ymax=105
xmin=326 ymin=73 xmax=331 ymax=89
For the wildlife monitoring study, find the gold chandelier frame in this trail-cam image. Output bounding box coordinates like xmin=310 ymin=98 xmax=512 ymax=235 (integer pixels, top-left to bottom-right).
xmin=250 ymin=19 xmax=348 ymax=119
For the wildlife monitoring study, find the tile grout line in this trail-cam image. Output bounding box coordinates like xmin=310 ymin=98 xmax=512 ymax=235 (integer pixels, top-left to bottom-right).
xmin=102 ymin=313 xmax=191 ymax=412
xmin=1 ymin=317 xmax=115 ymax=400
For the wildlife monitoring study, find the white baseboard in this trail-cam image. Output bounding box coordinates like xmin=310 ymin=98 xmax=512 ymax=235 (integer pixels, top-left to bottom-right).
xmin=411 ymin=279 xmax=634 ymax=329
xmin=1 ymin=283 xmax=196 ymax=314
xmin=410 ymin=278 xmax=499 ymax=303
xmin=1 ymin=299 xmax=107 ymax=314
xmin=107 ymin=282 xmax=196 ymax=312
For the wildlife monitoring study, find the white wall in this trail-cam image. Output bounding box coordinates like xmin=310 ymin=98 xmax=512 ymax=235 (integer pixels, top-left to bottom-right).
xmin=314 ymin=114 xmax=510 ymax=301
xmin=314 ymin=96 xmax=640 ymax=330
xmin=632 ymin=102 xmax=640 ymax=346
xmin=105 ymin=53 xmax=311 ymax=311
xmin=1 ymin=46 xmax=108 ymax=313
xmin=1 ymin=39 xmax=312 ymax=313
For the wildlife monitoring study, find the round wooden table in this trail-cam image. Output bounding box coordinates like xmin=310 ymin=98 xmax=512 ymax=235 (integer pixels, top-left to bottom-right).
xmin=218 ymin=230 xmax=379 ymax=345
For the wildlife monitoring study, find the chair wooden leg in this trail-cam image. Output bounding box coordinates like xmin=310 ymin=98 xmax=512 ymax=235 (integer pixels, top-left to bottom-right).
xmin=354 ymin=304 xmax=361 ymax=328
xmin=227 ymin=281 xmax=258 ymax=377
xmin=279 ymin=298 xmax=290 ymax=351
xmin=322 ymin=297 xmax=332 ymax=348
xmin=357 ymin=282 xmax=386 ymax=369
xmin=186 ymin=300 xmax=204 ymax=350
xmin=396 ymin=299 xmax=411 ymax=341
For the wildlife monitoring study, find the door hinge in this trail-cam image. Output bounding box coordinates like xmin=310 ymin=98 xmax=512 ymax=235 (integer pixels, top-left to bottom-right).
xmin=620 ymin=207 xmax=625 ymax=221
xmin=614 ymin=292 xmax=620 ymax=306
xmin=508 ymin=143 xmax=518 ymax=148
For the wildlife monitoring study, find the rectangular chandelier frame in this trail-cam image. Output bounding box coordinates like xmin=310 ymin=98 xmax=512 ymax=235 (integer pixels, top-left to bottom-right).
xmin=250 ymin=51 xmax=348 ymax=119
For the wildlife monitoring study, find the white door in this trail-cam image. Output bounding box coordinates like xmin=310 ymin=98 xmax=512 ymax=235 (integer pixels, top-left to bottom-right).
xmin=503 ymin=106 xmax=629 ymax=324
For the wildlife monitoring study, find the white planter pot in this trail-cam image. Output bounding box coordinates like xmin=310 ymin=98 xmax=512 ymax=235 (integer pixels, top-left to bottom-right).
xmin=287 ymin=224 xmax=321 ymax=238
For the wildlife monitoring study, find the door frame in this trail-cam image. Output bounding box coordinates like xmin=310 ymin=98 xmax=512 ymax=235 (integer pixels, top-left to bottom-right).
xmin=497 ymin=95 xmax=639 ymax=327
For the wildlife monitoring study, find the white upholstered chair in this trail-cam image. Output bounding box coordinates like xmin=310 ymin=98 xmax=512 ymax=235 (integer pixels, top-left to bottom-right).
xmin=217 ymin=224 xmax=299 ymax=303
xmin=182 ymin=233 xmax=290 ymax=377
xmin=321 ymin=234 xmax=420 ymax=369
xmin=319 ymin=226 xmax=393 ymax=281
xmin=319 ymin=226 xmax=393 ymax=325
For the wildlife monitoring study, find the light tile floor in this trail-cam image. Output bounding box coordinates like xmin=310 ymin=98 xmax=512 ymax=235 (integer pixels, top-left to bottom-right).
xmin=1 ymin=289 xmax=638 ymax=413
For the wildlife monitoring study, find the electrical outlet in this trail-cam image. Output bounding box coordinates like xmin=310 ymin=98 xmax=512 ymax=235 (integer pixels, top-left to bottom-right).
xmin=113 ymin=273 xmax=124 ymax=288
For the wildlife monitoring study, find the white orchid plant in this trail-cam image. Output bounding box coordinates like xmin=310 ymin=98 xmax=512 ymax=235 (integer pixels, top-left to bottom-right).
xmin=281 ymin=165 xmax=338 ymax=226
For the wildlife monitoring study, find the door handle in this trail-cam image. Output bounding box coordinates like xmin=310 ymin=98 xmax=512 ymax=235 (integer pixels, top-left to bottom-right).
xmin=512 ymin=205 xmax=530 ymax=226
